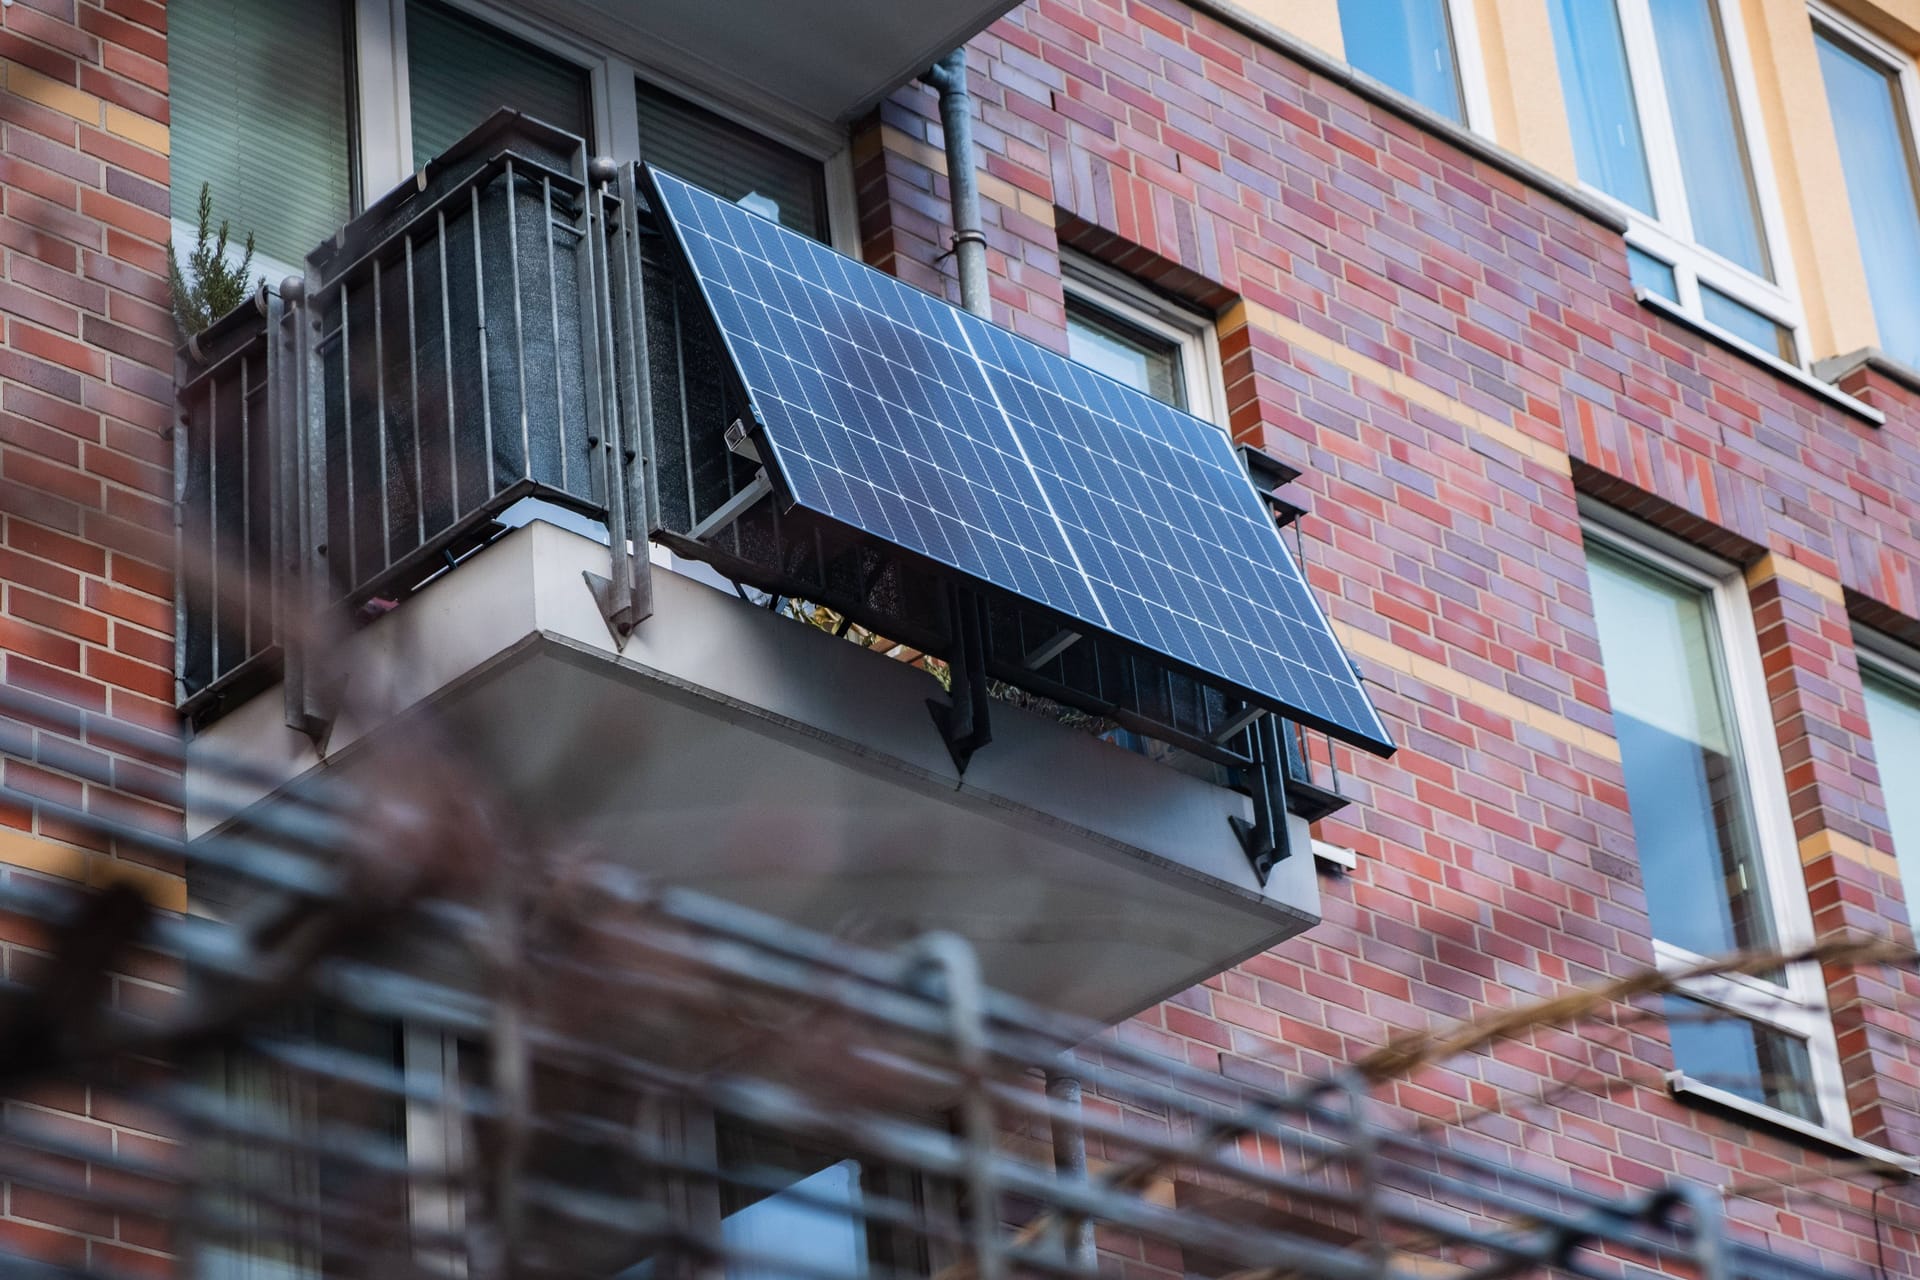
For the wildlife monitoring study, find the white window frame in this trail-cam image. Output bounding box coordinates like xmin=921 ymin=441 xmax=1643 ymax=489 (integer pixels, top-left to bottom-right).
xmin=1338 ymin=0 xmax=1496 ymax=136
xmin=173 ymin=0 xmax=860 ymax=285
xmin=1448 ymin=0 xmax=1497 ymax=139
xmin=1579 ymin=0 xmax=1808 ymax=365
xmin=1582 ymin=507 xmax=1849 ymax=1135
xmin=1855 ymin=630 xmax=1920 ymax=884
xmin=1060 ymin=254 xmax=1227 ymax=428
xmin=1809 ymin=3 xmax=1920 ymax=347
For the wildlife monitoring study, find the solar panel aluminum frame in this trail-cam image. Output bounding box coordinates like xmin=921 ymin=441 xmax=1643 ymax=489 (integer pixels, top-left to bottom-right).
xmin=635 ymin=164 xmax=1393 ymax=764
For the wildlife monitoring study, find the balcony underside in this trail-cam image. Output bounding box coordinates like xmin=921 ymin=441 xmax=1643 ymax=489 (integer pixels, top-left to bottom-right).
xmin=189 ymin=520 xmax=1319 ymax=1027
xmin=521 ymin=0 xmax=1020 ymax=134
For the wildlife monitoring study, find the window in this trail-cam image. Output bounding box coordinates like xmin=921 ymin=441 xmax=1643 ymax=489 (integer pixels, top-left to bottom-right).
xmin=170 ymin=0 xmax=844 ymax=283
xmin=1583 ymin=517 xmax=1846 ymax=1131
xmin=407 ymin=0 xmax=594 ymax=162
xmin=170 ymin=0 xmax=357 ymax=270
xmin=1336 ymin=0 xmax=1479 ymax=125
xmin=1061 ymin=259 xmax=1220 ymax=421
xmin=636 ymin=82 xmax=830 ymax=241
xmin=1860 ymin=649 xmax=1920 ymax=896
xmin=1547 ymin=0 xmax=1803 ymax=362
xmin=1813 ymin=11 xmax=1920 ymax=371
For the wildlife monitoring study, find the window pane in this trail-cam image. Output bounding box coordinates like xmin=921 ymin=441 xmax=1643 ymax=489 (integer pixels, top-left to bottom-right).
xmin=1337 ymin=0 xmax=1465 ymax=122
xmin=637 ymin=82 xmax=829 ymax=241
xmin=1700 ymin=285 xmax=1796 ymax=362
xmin=1862 ymin=669 xmax=1920 ymax=897
xmin=1648 ymin=0 xmax=1771 ymax=277
xmin=1627 ymin=245 xmax=1678 ymax=300
xmin=1546 ymin=0 xmax=1655 ymax=214
xmin=1065 ymin=299 xmax=1185 ymax=408
xmin=1665 ymin=996 xmax=1820 ymax=1121
xmin=1588 ymin=546 xmax=1776 ymax=958
xmin=1816 ymin=31 xmax=1920 ymax=369
xmin=171 ymin=0 xmax=355 ymax=268
xmin=408 ymin=0 xmax=593 ymax=165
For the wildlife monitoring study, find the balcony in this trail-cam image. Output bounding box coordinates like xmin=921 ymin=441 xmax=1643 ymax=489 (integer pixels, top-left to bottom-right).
xmin=175 ymin=115 xmax=1376 ymax=1024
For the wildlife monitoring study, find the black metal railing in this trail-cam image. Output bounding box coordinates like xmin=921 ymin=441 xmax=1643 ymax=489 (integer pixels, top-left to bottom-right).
xmin=173 ymin=112 xmax=1352 ymax=848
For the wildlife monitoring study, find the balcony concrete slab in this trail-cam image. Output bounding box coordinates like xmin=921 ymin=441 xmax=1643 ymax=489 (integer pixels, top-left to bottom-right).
xmin=189 ymin=520 xmax=1320 ymax=1025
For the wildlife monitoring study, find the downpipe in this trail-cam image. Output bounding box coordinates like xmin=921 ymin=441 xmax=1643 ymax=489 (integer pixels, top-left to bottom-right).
xmin=923 ymin=49 xmax=990 ymax=319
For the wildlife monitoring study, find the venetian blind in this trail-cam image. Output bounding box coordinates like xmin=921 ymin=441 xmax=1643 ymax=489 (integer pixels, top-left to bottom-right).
xmin=636 ymin=82 xmax=827 ymax=242
xmin=170 ymin=0 xmax=356 ymax=269
xmin=407 ymin=0 xmax=593 ymax=166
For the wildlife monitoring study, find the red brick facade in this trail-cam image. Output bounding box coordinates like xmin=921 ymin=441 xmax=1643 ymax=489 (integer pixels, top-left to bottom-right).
xmin=858 ymin=0 xmax=1920 ymax=1271
xmin=6 ymin=0 xmax=1920 ymax=1273
xmin=0 ymin=0 xmax=179 ymax=1271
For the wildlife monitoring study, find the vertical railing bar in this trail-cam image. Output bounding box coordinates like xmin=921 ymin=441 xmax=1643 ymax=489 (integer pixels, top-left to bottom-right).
xmin=171 ymin=366 xmax=189 ymax=705
xmin=506 ymin=161 xmax=529 ymax=498
xmin=574 ymin=174 xmax=611 ymax=515
xmin=479 ymin=181 xmax=502 ymax=504
xmin=340 ymin=281 xmax=357 ymax=591
xmin=300 ymin=269 xmax=328 ymax=736
xmin=207 ymin=361 xmax=220 ymax=682
xmin=238 ymin=349 xmax=251 ymax=666
xmin=672 ymin=289 xmax=698 ymax=526
xmin=616 ymin=164 xmax=657 ymax=625
xmin=268 ymin=285 xmax=301 ymax=735
xmin=438 ymin=210 xmax=458 ymax=537
xmin=544 ymin=176 xmax=566 ymax=495
xmin=373 ymin=258 xmax=391 ymax=574
xmin=406 ymin=233 xmax=424 ymax=549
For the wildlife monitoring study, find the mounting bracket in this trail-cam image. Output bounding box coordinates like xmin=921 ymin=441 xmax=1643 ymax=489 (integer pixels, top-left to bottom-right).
xmin=928 ymin=585 xmax=993 ymax=774
xmin=1230 ymin=714 xmax=1294 ymax=886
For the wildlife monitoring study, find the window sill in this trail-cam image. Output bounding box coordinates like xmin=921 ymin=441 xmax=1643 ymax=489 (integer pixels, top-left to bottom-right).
xmin=1666 ymin=1072 xmax=1918 ymax=1178
xmin=1636 ymin=290 xmax=1886 ymax=426
xmin=1310 ymin=838 xmax=1357 ymax=871
xmin=1812 ymin=347 xmax=1920 ymax=400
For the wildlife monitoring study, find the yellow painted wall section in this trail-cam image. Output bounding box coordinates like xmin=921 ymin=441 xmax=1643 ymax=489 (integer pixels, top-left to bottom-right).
xmin=1472 ymin=0 xmax=1579 ymax=183
xmin=1233 ymin=0 xmax=1346 ymax=60
xmin=1743 ymin=0 xmax=1881 ymax=360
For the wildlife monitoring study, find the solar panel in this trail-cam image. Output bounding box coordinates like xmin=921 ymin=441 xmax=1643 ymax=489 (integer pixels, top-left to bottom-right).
xmin=647 ymin=167 xmax=1394 ymax=756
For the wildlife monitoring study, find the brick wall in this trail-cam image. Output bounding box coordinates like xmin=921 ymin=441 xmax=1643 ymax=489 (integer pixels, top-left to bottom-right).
xmin=0 ymin=0 xmax=179 ymax=1272
xmin=860 ymin=0 xmax=1920 ymax=1271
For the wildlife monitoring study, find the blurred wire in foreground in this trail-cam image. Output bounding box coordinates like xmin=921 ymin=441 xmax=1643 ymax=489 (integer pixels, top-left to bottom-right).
xmin=0 ymin=676 xmax=1897 ymax=1280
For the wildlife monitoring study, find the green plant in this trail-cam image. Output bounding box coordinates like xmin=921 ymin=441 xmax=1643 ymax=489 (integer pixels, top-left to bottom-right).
xmin=168 ymin=182 xmax=260 ymax=338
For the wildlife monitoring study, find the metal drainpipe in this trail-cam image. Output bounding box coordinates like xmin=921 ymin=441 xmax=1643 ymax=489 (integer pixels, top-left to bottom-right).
xmin=923 ymin=49 xmax=990 ymax=319
xmin=1046 ymin=1066 xmax=1096 ymax=1268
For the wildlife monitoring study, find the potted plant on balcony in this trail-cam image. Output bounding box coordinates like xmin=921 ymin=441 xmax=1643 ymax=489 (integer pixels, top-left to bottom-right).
xmin=168 ymin=182 xmax=260 ymax=339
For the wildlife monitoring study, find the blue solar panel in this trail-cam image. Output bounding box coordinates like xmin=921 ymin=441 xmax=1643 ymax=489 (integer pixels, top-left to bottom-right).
xmin=648 ymin=167 xmax=1393 ymax=755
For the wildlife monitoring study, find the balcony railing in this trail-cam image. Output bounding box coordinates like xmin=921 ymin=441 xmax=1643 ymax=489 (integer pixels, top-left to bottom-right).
xmin=173 ymin=112 xmax=1353 ymax=870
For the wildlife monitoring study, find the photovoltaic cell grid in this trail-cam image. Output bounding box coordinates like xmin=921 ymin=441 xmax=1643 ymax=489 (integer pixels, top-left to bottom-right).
xmin=647 ymin=167 xmax=1394 ymax=755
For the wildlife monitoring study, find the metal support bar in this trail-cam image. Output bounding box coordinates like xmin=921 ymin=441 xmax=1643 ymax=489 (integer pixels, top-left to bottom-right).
xmin=928 ymin=585 xmax=993 ymax=773
xmin=576 ymin=155 xmax=652 ymax=652
xmin=282 ymin=274 xmax=333 ymax=746
xmin=686 ymin=471 xmax=773 ymax=543
xmin=1021 ymin=629 xmax=1081 ymax=670
xmin=1210 ymin=702 xmax=1265 ymax=745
